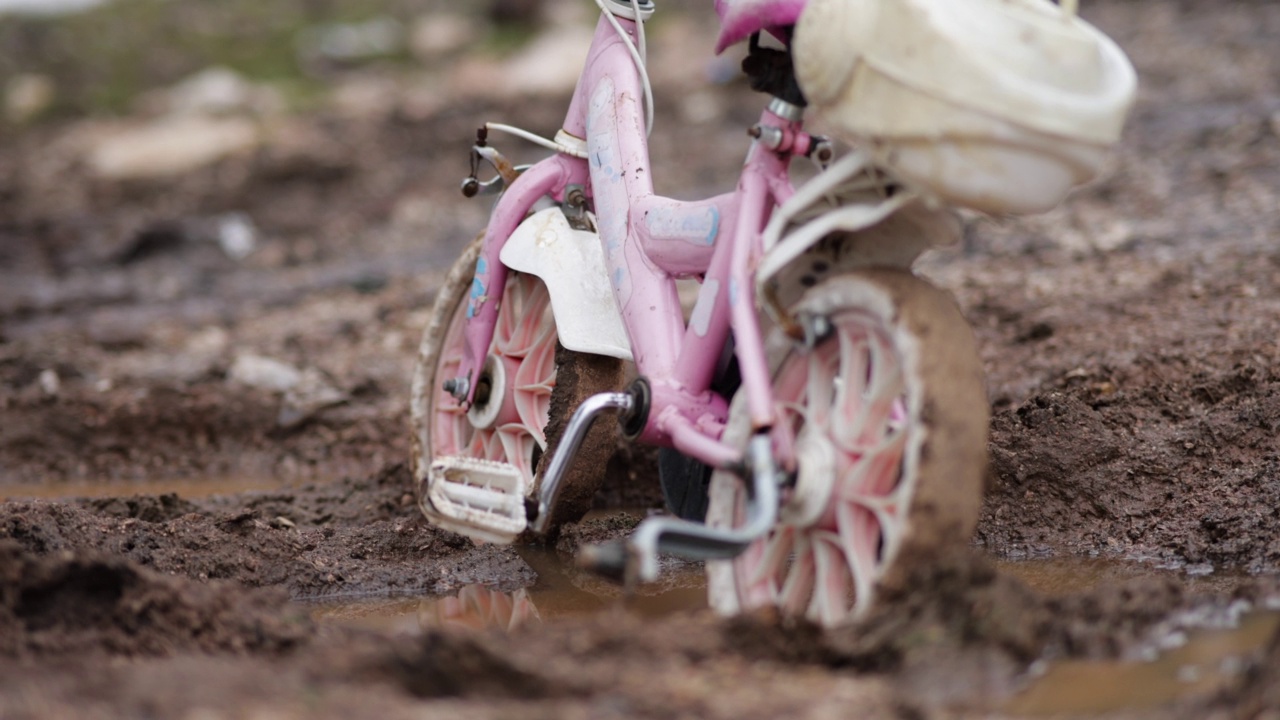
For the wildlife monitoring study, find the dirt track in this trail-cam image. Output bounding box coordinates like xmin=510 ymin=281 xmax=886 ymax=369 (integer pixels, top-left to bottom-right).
xmin=2 ymin=0 xmax=1280 ymax=717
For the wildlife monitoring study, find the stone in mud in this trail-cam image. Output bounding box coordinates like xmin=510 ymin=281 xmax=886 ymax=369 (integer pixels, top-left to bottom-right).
xmin=4 ymin=73 xmax=54 ymax=124
xmin=228 ymin=354 xmax=303 ymax=393
xmin=87 ymin=116 xmax=259 ymax=181
xmin=278 ymin=367 xmax=348 ymax=429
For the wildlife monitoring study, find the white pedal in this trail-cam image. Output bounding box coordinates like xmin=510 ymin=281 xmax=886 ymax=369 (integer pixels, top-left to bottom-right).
xmin=424 ymin=456 xmax=528 ymax=544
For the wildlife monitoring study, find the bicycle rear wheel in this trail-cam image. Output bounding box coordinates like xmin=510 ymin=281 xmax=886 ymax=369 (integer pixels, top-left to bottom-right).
xmin=705 ymin=269 xmax=987 ymax=626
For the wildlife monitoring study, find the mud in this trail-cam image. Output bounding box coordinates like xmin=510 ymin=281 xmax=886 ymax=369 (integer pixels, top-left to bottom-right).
xmin=1 ymin=466 xmax=536 ymax=601
xmin=2 ymin=0 xmax=1280 ymax=717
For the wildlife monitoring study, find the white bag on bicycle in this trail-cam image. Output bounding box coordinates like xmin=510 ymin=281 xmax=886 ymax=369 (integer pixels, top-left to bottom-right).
xmin=792 ymin=0 xmax=1137 ymax=215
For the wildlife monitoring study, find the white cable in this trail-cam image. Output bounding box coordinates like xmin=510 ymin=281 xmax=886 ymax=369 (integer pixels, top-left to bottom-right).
xmin=631 ymin=0 xmax=647 ymax=65
xmin=594 ymin=0 xmax=654 ymax=136
xmin=482 ymin=3 xmax=654 ymax=155
xmin=484 ymin=122 xmax=588 ymax=158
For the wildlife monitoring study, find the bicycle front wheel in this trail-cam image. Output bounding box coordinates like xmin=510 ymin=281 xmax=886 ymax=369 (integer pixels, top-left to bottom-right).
xmin=409 ymin=234 xmax=624 ymax=536
xmin=705 ymin=269 xmax=988 ymax=627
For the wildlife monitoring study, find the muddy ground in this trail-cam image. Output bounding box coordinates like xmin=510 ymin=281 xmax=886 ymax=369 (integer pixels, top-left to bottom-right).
xmin=2 ymin=0 xmax=1280 ymax=717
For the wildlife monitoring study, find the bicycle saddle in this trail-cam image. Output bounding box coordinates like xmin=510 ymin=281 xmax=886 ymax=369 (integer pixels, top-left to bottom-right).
xmin=714 ymin=0 xmax=809 ymax=53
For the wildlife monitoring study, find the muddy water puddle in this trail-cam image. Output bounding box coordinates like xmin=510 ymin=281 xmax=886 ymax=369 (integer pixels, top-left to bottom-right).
xmin=1008 ymin=610 xmax=1278 ymax=716
xmin=999 ymin=557 xmax=1274 ymax=715
xmin=315 ymin=552 xmax=1278 ymax=716
xmin=997 ymin=556 xmax=1252 ymax=597
xmin=310 ymin=546 xmax=708 ymax=634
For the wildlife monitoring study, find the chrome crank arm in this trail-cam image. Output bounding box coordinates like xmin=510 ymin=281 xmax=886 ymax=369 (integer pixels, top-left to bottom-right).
xmin=579 ymin=434 xmax=781 ymax=583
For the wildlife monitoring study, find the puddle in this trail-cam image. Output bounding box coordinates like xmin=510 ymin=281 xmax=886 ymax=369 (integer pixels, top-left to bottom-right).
xmin=311 ymin=545 xmax=707 ymax=634
xmin=0 ymin=476 xmax=297 ymax=501
xmin=1006 ymin=611 xmax=1277 ymax=716
xmin=311 ymin=588 xmax=544 ymax=635
xmin=997 ymin=556 xmax=1250 ymax=598
xmin=994 ymin=556 xmax=1272 ymax=715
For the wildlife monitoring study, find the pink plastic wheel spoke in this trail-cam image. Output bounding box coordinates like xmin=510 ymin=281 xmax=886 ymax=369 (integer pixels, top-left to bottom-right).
xmin=834 ymin=502 xmax=879 ymax=618
xmin=804 ymin=348 xmax=838 ymax=429
xmin=830 ymin=326 xmax=870 ymax=439
xmin=810 ymin=534 xmax=853 ymax=626
xmin=513 ymin=322 xmax=558 ymax=448
xmin=497 ymin=277 xmax=552 ymax=357
xmin=428 ymin=274 xmax=560 ymax=494
xmin=838 ymin=429 xmax=907 ymax=499
xmin=496 ymin=426 xmax=536 ymax=481
xmin=746 ymin=523 xmax=794 ymax=595
xmin=778 ymin=533 xmax=815 ymax=615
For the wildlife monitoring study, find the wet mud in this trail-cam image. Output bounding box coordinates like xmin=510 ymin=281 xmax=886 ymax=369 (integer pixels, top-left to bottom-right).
xmin=3 ymin=0 xmax=1280 ymax=717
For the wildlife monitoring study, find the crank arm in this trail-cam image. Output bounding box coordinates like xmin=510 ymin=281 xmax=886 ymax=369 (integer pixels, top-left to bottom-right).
xmin=529 ymin=391 xmax=637 ymax=534
xmin=578 ymin=434 xmax=781 ymax=583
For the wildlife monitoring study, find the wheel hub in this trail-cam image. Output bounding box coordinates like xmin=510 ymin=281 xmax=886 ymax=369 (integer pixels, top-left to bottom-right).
xmin=779 ymin=426 xmax=836 ymax=528
xmin=467 ymin=354 xmax=515 ymax=430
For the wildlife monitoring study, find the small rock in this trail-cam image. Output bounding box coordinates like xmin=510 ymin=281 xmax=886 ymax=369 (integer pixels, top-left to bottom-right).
xmin=258 ymin=120 xmax=354 ymax=180
xmin=680 ymin=90 xmax=723 ymax=125
xmin=38 ymin=368 xmax=60 ymax=396
xmin=329 ymin=75 xmax=401 ymax=118
xmin=278 ymin=367 xmax=348 ymax=428
xmin=186 ymin=326 xmax=230 ymax=359
xmin=299 ymin=16 xmax=404 ymax=64
xmin=165 ymin=67 xmax=256 ymax=116
xmin=1176 ymin=664 xmax=1201 ymax=684
xmin=88 ymin=115 xmax=260 ymax=181
xmin=500 ymin=26 xmax=594 ymax=95
xmin=0 ymin=0 xmax=106 ymax=15
xmin=229 ymin=354 xmax=302 ymax=393
xmin=5 ymin=73 xmax=54 ymax=124
xmin=409 ymin=12 xmax=480 ymax=59
xmin=215 ymin=212 xmax=257 ymax=260
xmin=87 ymin=313 xmax=150 ymax=348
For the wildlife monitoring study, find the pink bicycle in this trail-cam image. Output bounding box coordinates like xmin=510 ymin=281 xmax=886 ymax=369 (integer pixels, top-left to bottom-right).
xmin=409 ymin=0 xmax=1133 ymax=625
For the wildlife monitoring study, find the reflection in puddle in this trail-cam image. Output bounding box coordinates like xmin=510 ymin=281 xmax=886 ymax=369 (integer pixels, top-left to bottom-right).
xmin=1007 ymin=611 xmax=1278 ymax=716
xmin=425 ymin=586 xmax=542 ymax=631
xmin=0 ymin=476 xmax=297 ymax=501
xmin=310 ymin=587 xmax=546 ymax=633
xmin=312 ymin=544 xmax=707 ymax=634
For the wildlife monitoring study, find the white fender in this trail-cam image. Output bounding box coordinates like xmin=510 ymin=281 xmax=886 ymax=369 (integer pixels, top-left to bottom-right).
xmin=499 ymin=207 xmax=633 ymax=361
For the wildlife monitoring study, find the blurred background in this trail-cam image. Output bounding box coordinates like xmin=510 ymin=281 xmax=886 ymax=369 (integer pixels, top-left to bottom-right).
xmin=0 ymin=0 xmax=755 ymax=485
xmin=1 ymin=0 xmax=1278 ymax=497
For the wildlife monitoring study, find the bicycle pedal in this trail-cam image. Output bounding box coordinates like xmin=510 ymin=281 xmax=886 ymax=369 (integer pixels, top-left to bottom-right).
xmin=425 ymin=457 xmax=527 ymax=544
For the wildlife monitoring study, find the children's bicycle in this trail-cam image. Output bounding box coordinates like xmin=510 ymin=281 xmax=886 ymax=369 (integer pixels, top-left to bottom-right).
xmin=409 ymin=0 xmax=1135 ymax=626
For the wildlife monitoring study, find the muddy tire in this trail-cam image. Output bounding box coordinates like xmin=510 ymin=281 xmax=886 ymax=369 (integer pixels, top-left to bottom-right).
xmin=409 ymin=234 xmax=625 ymax=537
xmin=705 ymin=269 xmax=988 ymax=627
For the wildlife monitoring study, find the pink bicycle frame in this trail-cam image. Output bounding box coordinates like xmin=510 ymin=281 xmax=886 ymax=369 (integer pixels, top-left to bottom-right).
xmin=456 ymin=11 xmax=818 ymax=472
